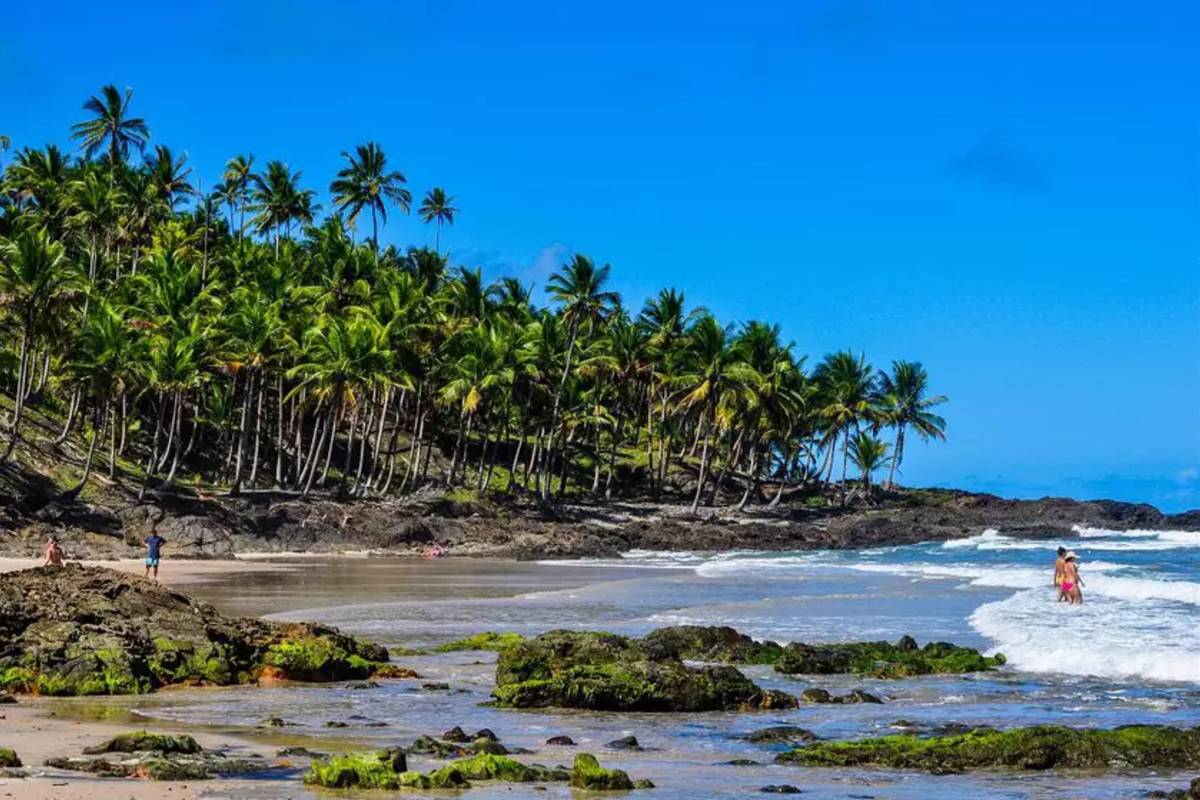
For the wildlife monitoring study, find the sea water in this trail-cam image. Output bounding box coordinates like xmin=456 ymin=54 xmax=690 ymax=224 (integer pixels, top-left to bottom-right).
xmin=112 ymin=525 xmax=1199 ymax=799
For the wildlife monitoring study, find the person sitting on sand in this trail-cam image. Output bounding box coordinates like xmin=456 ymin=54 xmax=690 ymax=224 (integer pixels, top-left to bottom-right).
xmin=1061 ymin=551 xmax=1084 ymax=605
xmin=143 ymin=529 xmax=166 ymax=583
xmin=1053 ymin=546 xmax=1068 ymax=601
xmin=43 ymin=535 xmax=64 ymax=567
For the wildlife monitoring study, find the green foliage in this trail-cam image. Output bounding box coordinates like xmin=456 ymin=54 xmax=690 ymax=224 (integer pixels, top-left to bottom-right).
xmin=0 ymin=748 xmax=20 ymax=768
xmin=777 ymin=725 xmax=1200 ymax=772
xmin=0 ymin=84 xmax=949 ymax=507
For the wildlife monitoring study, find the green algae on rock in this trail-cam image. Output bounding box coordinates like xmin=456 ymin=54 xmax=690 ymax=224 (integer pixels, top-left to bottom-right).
xmin=82 ymin=732 xmax=201 ymax=755
xmin=570 ymin=753 xmax=636 ymax=790
xmin=304 ymin=750 xmax=570 ymax=789
xmin=642 ymin=625 xmax=784 ymax=665
xmin=776 ymin=725 xmax=1200 ymax=773
xmin=492 ymin=630 xmax=796 ymax=712
xmin=0 ymin=749 xmax=20 ymax=768
xmin=0 ymin=565 xmax=392 ymax=696
xmin=775 ymin=635 xmax=1004 ymax=678
xmin=434 ymin=631 xmax=525 ymax=652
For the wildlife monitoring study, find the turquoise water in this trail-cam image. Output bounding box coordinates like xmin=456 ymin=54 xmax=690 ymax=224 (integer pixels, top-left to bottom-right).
xmin=132 ymin=524 xmax=1199 ymax=799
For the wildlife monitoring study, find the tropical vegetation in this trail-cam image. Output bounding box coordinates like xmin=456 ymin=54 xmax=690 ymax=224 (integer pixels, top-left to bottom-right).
xmin=0 ymin=86 xmax=947 ymax=509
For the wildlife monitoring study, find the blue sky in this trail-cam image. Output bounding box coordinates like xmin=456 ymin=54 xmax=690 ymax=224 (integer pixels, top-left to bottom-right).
xmin=4 ymin=1 xmax=1198 ymax=510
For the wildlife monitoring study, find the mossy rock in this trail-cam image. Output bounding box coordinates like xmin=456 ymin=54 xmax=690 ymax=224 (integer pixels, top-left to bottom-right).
xmin=0 ymin=566 xmax=389 ymax=696
xmin=492 ymin=630 xmax=795 ymax=712
xmin=449 ymin=753 xmax=568 ymax=782
xmin=570 ymin=753 xmax=635 ymax=791
xmin=775 ymin=636 xmax=1004 ymax=678
xmin=776 ymin=725 xmax=1200 ymax=772
xmin=435 ymin=631 xmax=525 ymax=652
xmin=303 ymin=751 xmax=415 ymax=789
xmin=642 ymin=625 xmax=784 ymax=665
xmin=0 ymin=749 xmax=20 ymax=768
xmin=262 ymin=635 xmax=384 ymax=681
xmin=82 ymin=732 xmax=202 ymax=755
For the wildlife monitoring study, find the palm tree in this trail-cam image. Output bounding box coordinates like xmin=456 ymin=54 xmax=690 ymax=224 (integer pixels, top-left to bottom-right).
xmin=813 ymin=351 xmax=877 ymax=489
xmin=0 ymin=228 xmax=78 ymax=458
xmin=251 ymin=161 xmax=315 ymax=254
xmin=848 ymin=431 xmax=890 ymax=498
xmin=675 ymin=314 xmax=753 ymax=513
xmin=330 ymin=143 xmax=410 ymax=251
xmin=877 ymin=360 xmax=947 ymax=489
xmin=69 ymin=85 xmax=150 ymax=169
xmin=542 ymin=254 xmax=618 ymax=498
xmin=222 ymin=154 xmax=255 ymax=241
xmin=418 ymin=188 xmax=457 ymax=254
xmin=146 ymin=145 xmax=194 ymax=211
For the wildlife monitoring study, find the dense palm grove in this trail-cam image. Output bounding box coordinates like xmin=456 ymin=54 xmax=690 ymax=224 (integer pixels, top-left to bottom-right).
xmin=0 ymin=86 xmax=947 ymax=510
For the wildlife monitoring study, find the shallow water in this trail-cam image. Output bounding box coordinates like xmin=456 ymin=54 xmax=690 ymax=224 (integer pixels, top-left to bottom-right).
xmin=103 ymin=525 xmax=1200 ymax=798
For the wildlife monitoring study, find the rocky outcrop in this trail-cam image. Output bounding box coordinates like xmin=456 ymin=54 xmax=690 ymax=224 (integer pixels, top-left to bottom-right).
xmin=776 ymin=636 xmax=1003 ymax=678
xmin=5 ymin=489 xmax=1192 ymax=562
xmin=776 ymin=726 xmax=1200 ymax=773
xmin=491 ymin=630 xmax=796 ymax=712
xmin=641 ymin=625 xmax=783 ymax=665
xmin=571 ymin=754 xmax=654 ymax=791
xmin=0 ymin=565 xmax=392 ymax=695
xmin=44 ymin=731 xmax=272 ymax=780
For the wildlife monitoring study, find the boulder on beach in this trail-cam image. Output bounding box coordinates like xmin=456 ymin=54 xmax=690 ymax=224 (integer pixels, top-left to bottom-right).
xmin=775 ymin=725 xmax=1200 ymax=773
xmin=0 ymin=565 xmax=393 ymax=696
xmin=744 ymin=726 xmax=818 ymax=746
xmin=800 ymin=688 xmax=883 ymax=704
xmin=45 ymin=731 xmax=272 ymax=780
xmin=641 ymin=625 xmax=784 ymax=665
xmin=0 ymin=748 xmax=20 ymax=768
xmin=570 ymin=753 xmax=635 ymax=791
xmin=776 ymin=636 xmax=1004 ymax=678
xmin=491 ymin=630 xmax=797 ymax=712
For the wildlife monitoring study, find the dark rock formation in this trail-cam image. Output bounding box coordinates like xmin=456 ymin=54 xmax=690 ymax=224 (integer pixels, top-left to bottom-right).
xmin=0 ymin=565 xmax=391 ymax=695
xmin=777 ymin=637 xmax=1003 ymax=678
xmin=491 ymin=630 xmax=797 ymax=712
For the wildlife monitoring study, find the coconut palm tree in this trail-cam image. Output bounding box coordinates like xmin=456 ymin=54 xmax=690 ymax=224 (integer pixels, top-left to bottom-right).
xmin=70 ymin=85 xmax=150 ymax=169
xmin=418 ymin=188 xmax=457 ymax=254
xmin=251 ymin=161 xmax=315 ymax=254
xmin=330 ymin=143 xmax=410 ymax=251
xmin=0 ymin=228 xmax=78 ymax=458
xmin=877 ymin=360 xmax=947 ymax=490
xmin=813 ymin=351 xmax=877 ymax=488
xmin=222 ymin=154 xmax=255 ymax=241
xmin=848 ymin=430 xmax=890 ymax=498
xmin=146 ymin=145 xmax=194 ymax=211
xmin=541 ymin=254 xmax=618 ymax=498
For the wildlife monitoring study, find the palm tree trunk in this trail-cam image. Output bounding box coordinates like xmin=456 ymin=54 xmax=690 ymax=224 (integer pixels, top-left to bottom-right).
xmin=249 ymin=374 xmax=265 ymax=485
xmin=275 ymin=375 xmax=285 ymax=486
xmin=231 ymin=372 xmax=253 ymax=492
xmin=68 ymin=404 xmax=107 ymax=497
xmin=605 ymin=411 xmax=623 ymax=500
xmin=542 ymin=321 xmax=578 ymax=499
xmin=737 ymin=446 xmax=760 ymax=511
xmin=690 ymin=419 xmax=712 ymax=515
xmin=3 ymin=324 xmax=32 ymax=460
xmin=56 ymin=390 xmax=81 ymax=444
xmin=886 ymin=426 xmax=905 ymax=490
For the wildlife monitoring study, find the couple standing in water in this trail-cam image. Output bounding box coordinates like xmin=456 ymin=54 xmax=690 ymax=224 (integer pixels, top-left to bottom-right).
xmin=1054 ymin=547 xmax=1084 ymax=604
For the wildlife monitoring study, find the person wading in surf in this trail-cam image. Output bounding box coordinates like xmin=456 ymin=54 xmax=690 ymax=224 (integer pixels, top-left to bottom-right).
xmin=1061 ymin=551 xmax=1084 ymax=605
xmin=1053 ymin=546 xmax=1068 ymax=602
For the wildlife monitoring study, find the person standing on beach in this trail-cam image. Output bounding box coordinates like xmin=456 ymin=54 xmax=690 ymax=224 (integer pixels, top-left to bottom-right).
xmin=143 ymin=529 xmax=166 ymax=583
xmin=1053 ymin=546 xmax=1068 ymax=601
xmin=43 ymin=536 xmax=65 ymax=567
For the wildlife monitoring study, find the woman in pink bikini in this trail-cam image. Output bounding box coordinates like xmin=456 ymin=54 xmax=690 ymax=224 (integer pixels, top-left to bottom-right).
xmin=1061 ymin=551 xmax=1084 ymax=604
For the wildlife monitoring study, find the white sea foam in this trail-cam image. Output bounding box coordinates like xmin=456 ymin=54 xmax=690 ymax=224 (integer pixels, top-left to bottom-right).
xmin=971 ymin=588 xmax=1200 ymax=683
xmin=1071 ymin=525 xmax=1200 ymax=548
xmin=693 ymin=554 xmax=824 ymax=578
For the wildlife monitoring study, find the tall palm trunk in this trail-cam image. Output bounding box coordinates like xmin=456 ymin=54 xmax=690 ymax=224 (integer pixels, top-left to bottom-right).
xmin=690 ymin=415 xmax=712 ymax=515
xmin=885 ymin=425 xmax=905 ymax=490
xmin=542 ymin=321 xmax=579 ymax=499
xmin=66 ymin=403 xmax=107 ymax=498
xmin=3 ymin=322 xmax=33 ymax=461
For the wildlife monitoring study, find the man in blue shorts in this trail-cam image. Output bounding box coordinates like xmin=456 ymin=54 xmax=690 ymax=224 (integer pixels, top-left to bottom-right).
xmin=143 ymin=529 xmax=166 ymax=583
